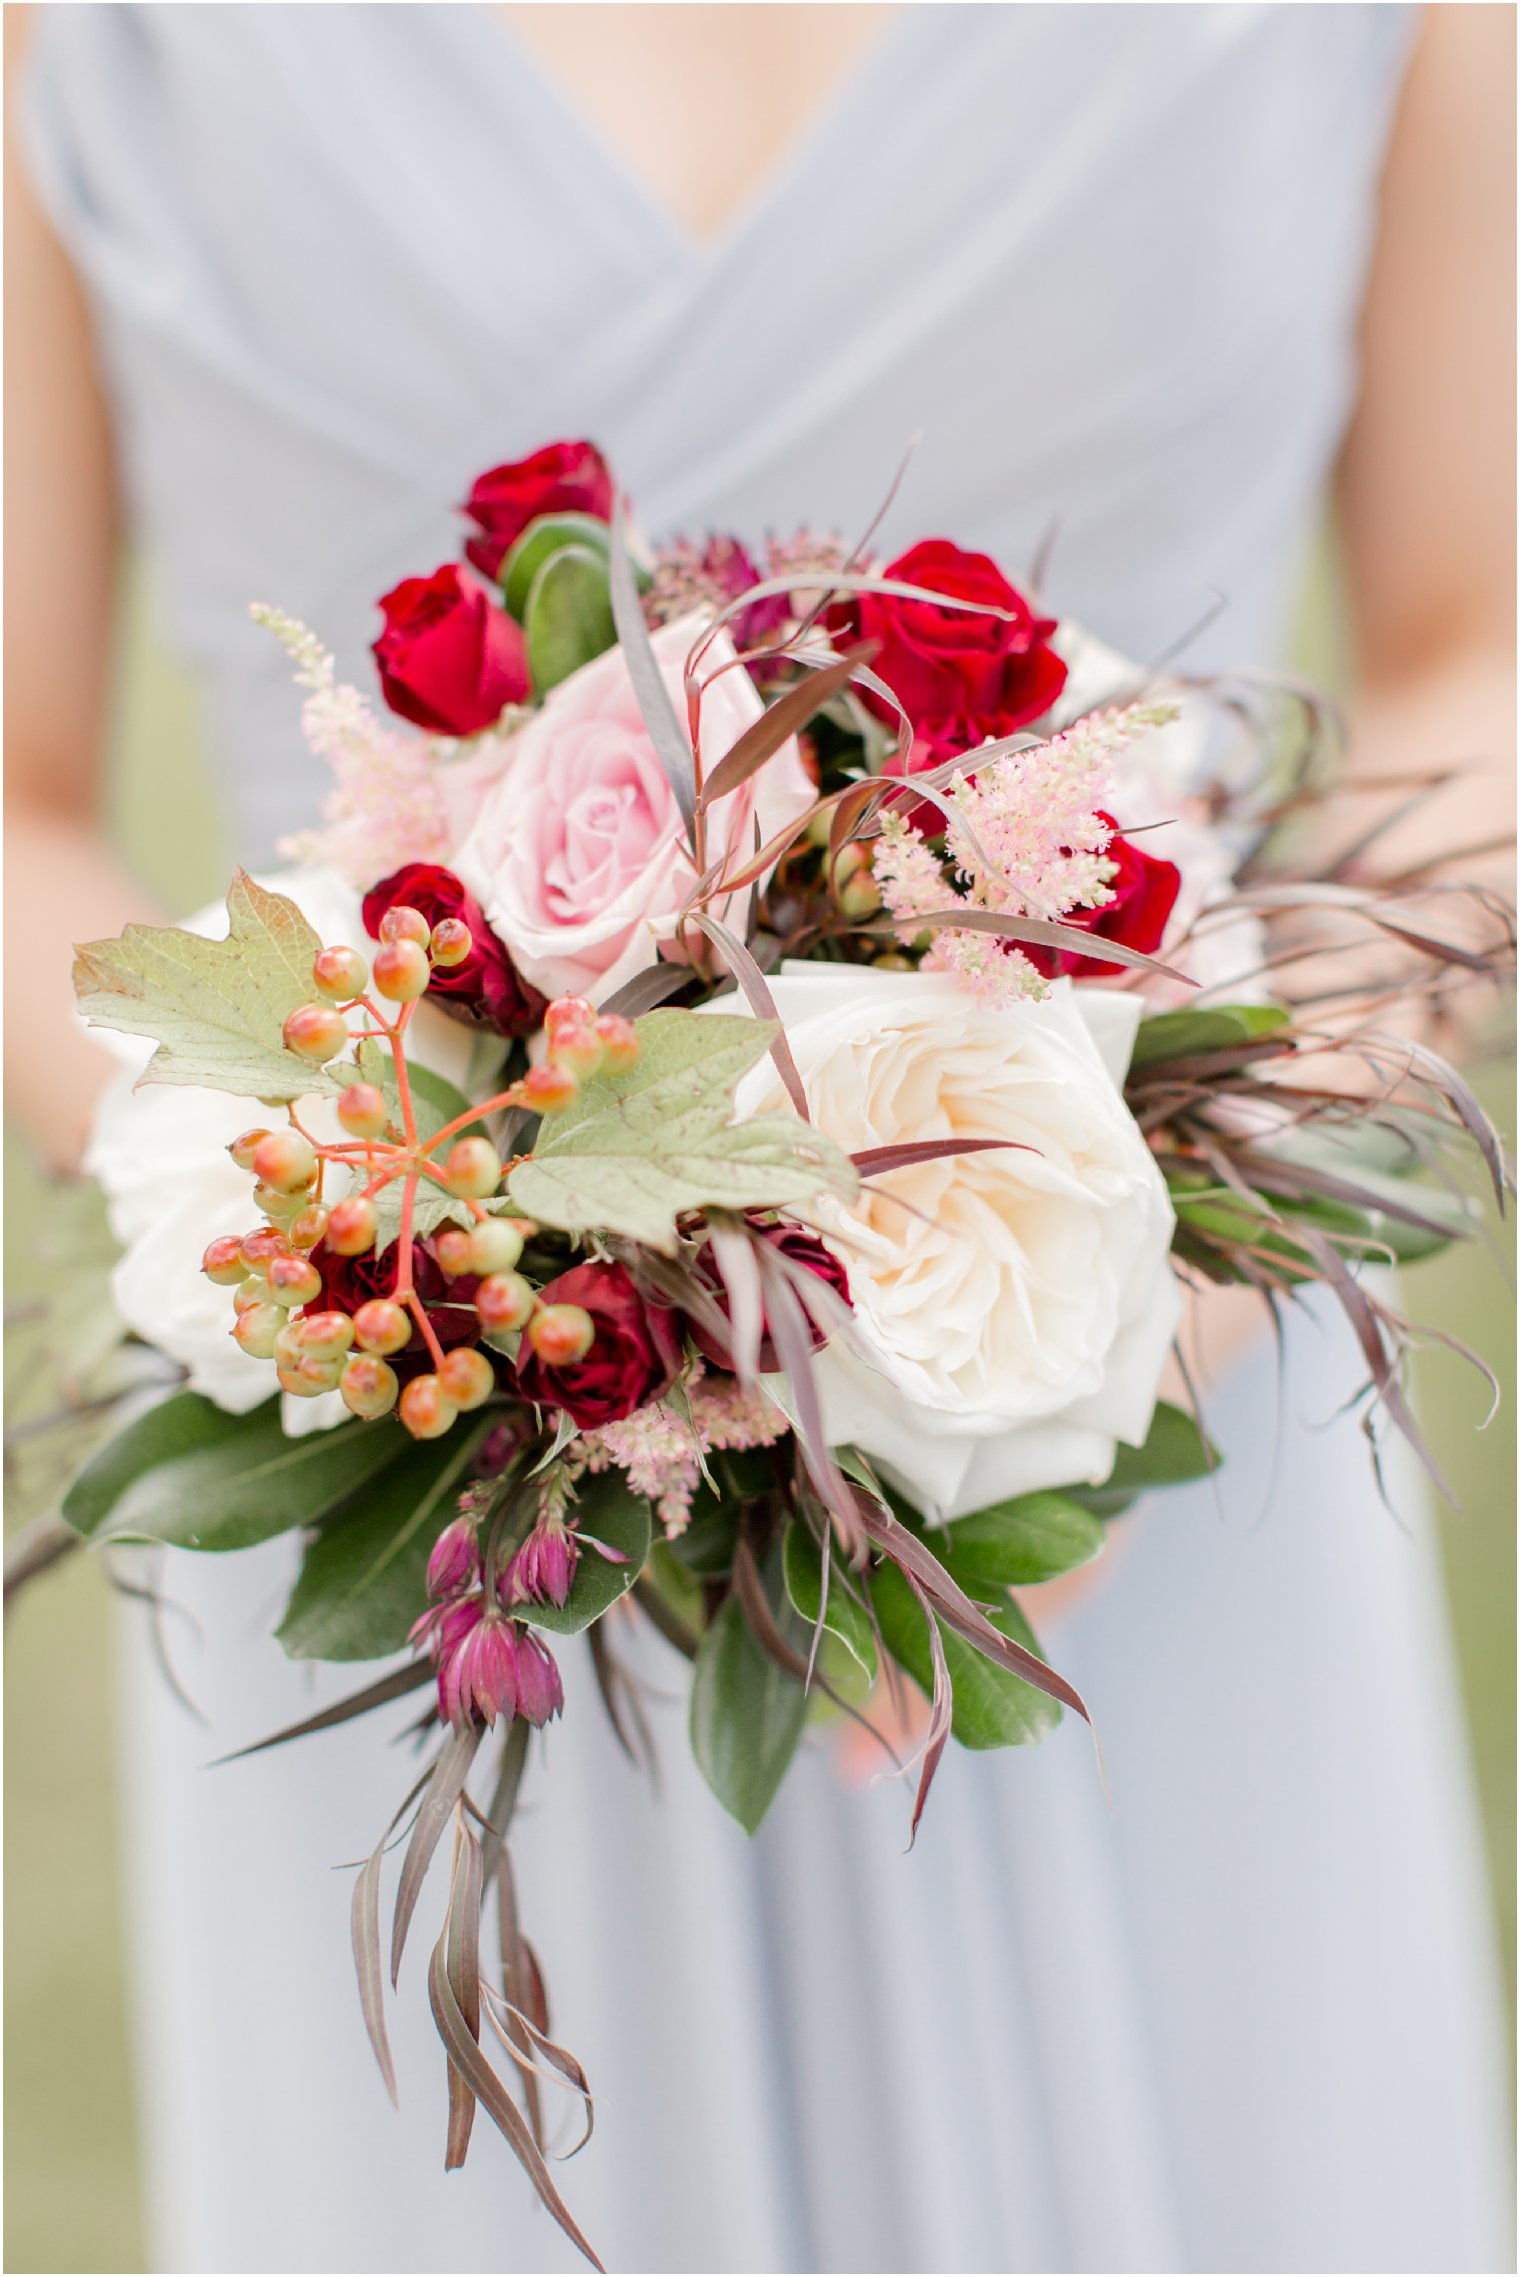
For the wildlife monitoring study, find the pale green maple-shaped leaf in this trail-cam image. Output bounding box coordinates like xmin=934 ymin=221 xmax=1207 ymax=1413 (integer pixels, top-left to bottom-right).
xmin=505 ymin=1010 xmax=857 ymax=1253
xmin=73 ymin=869 xmax=344 ymax=1101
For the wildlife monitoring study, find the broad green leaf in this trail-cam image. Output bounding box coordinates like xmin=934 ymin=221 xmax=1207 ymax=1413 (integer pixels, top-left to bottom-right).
xmin=61 ymin=1390 xmax=407 ymax=1550
xmin=933 ymin=1491 xmax=1106 ymax=1590
xmin=665 ymin=1494 xmax=741 ymax=1579
xmin=1067 ymin=1399 xmax=1217 ymax=1519
xmin=524 ymin=545 xmax=618 ymax=692
xmin=499 ymin=512 xmax=612 ymax=620
xmin=276 ymin=1424 xmax=488 ymax=1661
xmin=781 ymin=1521 xmax=877 ymax=1680
xmin=871 ymin=1561 xmax=1061 ymax=1750
xmin=690 ymin=1591 xmax=808 ymax=1832
xmin=1129 ymin=1002 xmax=1289 ymax=1072
xmin=73 ymin=870 xmax=344 ymax=1100
xmin=506 ymin=1009 xmax=857 ymax=1252
xmin=518 ymin=1470 xmax=651 ymax=1636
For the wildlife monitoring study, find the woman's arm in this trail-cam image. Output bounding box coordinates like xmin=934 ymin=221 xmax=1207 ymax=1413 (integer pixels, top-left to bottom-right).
xmin=4 ymin=4 xmax=161 ymax=1166
xmin=1335 ymin=3 xmax=1516 ymax=891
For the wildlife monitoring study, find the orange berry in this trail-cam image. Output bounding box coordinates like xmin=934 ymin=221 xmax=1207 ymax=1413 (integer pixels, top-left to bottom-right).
xmin=232 ymin=1302 xmax=284 ymax=1359
xmin=293 ymin=1310 xmax=354 ymax=1360
xmin=379 ymin=904 xmax=431 ymax=948
xmin=548 ymin=1022 xmax=604 ymax=1079
xmin=340 ymin=1354 xmax=400 ymax=1420
xmin=202 ymin=1235 xmax=246 ymax=1286
xmin=283 ymin=1002 xmax=350 ymax=1062
xmin=233 ymin=1275 xmax=271 ymax=1314
xmin=438 ymin=1347 xmax=494 ymax=1411
xmin=352 ymin=1299 xmax=411 ymax=1357
xmin=522 ymin=1063 xmax=578 ymax=1114
xmin=337 ymin=1082 xmax=389 ymax=1139
xmin=228 ymin=1126 xmax=273 ymax=1172
xmin=429 ymin=917 xmax=472 ymax=967
xmin=252 ymin=1130 xmax=318 ymax=1194
xmin=443 ymin=1137 xmax=501 ymax=1199
xmin=475 ymin=1272 xmax=534 ymax=1335
xmin=325 ymin=1196 xmax=378 ymax=1257
xmin=372 ymin=939 xmax=430 ymax=1002
xmin=239 ymin=1224 xmax=287 ymax=1271
xmin=289 ymin=1202 xmax=330 ymax=1250
xmin=593 ymin=1013 xmax=640 ymax=1071
xmin=527 ymin=1304 xmax=596 ymax=1368
xmin=466 ymin=1218 xmax=525 ymax=1275
xmin=545 ymin=995 xmax=596 ymax=1041
xmin=277 ymin=1353 xmax=345 ymax=1399
xmin=434 ymin=1227 xmax=475 ymax=1277
xmin=312 ymin=945 xmax=369 ymax=1004
xmin=399 ymin=1374 xmax=458 ymax=1440
xmin=267 ymin=1254 xmax=323 ymax=1307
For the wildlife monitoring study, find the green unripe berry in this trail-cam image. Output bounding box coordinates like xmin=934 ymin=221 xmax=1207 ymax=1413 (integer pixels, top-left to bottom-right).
xmin=277 ymin=1355 xmax=345 ymax=1399
xmin=233 ymin=1274 xmax=272 ymax=1314
xmin=229 ymin=1127 xmax=273 ymax=1172
xmin=443 ymin=1137 xmax=501 ymax=1199
xmin=294 ymin=1310 xmax=354 ymax=1361
xmin=202 ymin=1235 xmax=246 ymax=1286
xmin=521 ymin=1063 xmax=577 ymax=1113
xmin=372 ymin=940 xmax=430 ymax=1002
xmin=438 ymin=1347 xmax=495 ymax=1411
xmin=289 ymin=1203 xmax=329 ymax=1250
xmin=433 ymin=1227 xmax=475 ymax=1277
xmin=253 ymin=1181 xmax=308 ymax=1224
xmin=837 ymin=869 xmax=881 ymax=921
xmin=283 ymin=1002 xmax=350 ymax=1063
xmin=266 ymin=1254 xmax=323 ymax=1307
xmin=475 ymin=1272 xmax=534 ymax=1336
xmin=312 ymin=945 xmax=369 ymax=1004
xmin=466 ymin=1218 xmax=525 ymax=1275
xmin=232 ymin=1302 xmax=285 ymax=1359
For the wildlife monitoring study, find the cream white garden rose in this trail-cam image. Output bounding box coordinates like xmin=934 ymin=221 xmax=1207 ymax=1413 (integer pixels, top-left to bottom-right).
xmin=734 ymin=965 xmax=1180 ymax=1523
xmin=452 ymin=615 xmax=815 ymax=1004
xmin=83 ymin=866 xmax=473 ymax=1435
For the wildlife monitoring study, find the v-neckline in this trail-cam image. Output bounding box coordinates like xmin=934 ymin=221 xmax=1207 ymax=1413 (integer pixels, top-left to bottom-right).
xmin=466 ymin=4 xmax=917 ymax=267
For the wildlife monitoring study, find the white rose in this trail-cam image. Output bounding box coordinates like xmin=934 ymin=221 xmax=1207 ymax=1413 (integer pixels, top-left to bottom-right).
xmin=735 ymin=965 xmax=1180 ymax=1524
xmin=452 ymin=616 xmax=815 ymax=1005
xmin=83 ymin=866 xmax=474 ymax=1435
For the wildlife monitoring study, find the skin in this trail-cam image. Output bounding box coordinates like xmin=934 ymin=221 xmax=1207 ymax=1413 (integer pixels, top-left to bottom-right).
xmin=5 ymin=7 xmax=1513 ymax=1623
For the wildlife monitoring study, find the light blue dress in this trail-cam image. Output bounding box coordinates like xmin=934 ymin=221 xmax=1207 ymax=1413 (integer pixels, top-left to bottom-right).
xmin=24 ymin=7 xmax=1512 ymax=2271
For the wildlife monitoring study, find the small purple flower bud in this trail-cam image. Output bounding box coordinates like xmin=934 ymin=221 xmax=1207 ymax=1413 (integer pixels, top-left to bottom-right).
xmin=439 ymin=1608 xmax=523 ymax=1729
xmin=512 ymin=1627 xmax=564 ymax=1727
xmin=506 ymin=1516 xmax=579 ymax=1608
xmin=426 ymin=1515 xmax=482 ymax=1601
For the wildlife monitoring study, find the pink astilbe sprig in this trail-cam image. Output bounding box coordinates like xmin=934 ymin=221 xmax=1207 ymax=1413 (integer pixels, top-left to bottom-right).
xmin=253 ymin=604 xmax=517 ymax=888
xmin=875 ymin=702 xmax=1179 ymax=1007
xmin=580 ymin=1364 xmax=788 ymax=1536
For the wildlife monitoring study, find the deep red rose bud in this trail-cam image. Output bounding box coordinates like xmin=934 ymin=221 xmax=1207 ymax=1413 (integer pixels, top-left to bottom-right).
xmin=1021 ymin=814 xmax=1183 ymax=981
xmin=372 ymin=564 xmax=529 ymax=736
xmin=462 ymin=440 xmax=614 ymax=581
xmin=362 ymin=864 xmax=544 ymax=1037
xmin=514 ymin=1260 xmax=682 ymax=1429
xmin=690 ymin=1221 xmax=852 ymax=1374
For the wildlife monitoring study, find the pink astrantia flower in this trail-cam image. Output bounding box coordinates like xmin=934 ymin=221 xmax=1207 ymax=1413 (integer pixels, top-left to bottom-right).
xmin=425 ymin=1515 xmax=482 ymax=1601
xmin=505 ymin=1514 xmax=579 ymax=1608
xmin=511 ymin=1628 xmax=565 ymax=1727
xmin=451 ymin=616 xmax=815 ymax=1003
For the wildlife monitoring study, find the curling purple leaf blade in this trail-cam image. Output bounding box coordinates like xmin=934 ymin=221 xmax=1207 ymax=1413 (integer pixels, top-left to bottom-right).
xmin=391 ymin=1723 xmax=481 ymax=1988
xmin=609 ymin=502 xmax=696 ymax=834
xmin=688 ymin=911 xmax=811 ymax=1119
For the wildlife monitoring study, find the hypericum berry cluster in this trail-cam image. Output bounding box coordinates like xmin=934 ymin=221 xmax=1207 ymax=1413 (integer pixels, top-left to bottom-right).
xmin=202 ymin=906 xmax=643 ymax=1441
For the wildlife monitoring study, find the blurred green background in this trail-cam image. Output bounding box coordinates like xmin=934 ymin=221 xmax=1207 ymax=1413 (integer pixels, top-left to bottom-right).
xmin=4 ymin=558 xmax=1515 ymax=2274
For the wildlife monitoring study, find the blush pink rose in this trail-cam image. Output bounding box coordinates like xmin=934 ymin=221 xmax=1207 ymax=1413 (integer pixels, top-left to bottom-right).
xmin=452 ymin=616 xmax=815 ymax=1002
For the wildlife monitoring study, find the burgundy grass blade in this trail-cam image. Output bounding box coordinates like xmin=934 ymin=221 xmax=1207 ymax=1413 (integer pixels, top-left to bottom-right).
xmin=391 ymin=1723 xmax=481 ymax=1988
xmin=698 ymin=643 xmax=874 ymax=811
xmin=688 ymin=909 xmax=811 ymax=1119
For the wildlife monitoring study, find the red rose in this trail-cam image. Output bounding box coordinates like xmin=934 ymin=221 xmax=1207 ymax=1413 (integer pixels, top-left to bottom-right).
xmin=373 ymin=565 xmax=530 ymax=736
xmin=307 ymin=1236 xmax=484 ymax=1381
xmin=689 ymin=1221 xmax=852 ymax=1373
xmin=463 ymin=440 xmax=615 ymax=581
xmin=362 ymin=863 xmax=544 ymax=1037
xmin=851 ymin=539 xmax=1068 ymax=728
xmin=514 ymin=1260 xmax=682 ymax=1430
xmin=1023 ymin=814 xmax=1182 ymax=981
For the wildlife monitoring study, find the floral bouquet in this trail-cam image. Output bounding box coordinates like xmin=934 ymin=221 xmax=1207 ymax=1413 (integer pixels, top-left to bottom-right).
xmin=49 ymin=439 xmax=1511 ymax=2266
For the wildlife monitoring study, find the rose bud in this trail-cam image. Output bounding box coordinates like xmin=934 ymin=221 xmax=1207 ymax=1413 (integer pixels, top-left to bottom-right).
xmin=372 ymin=564 xmax=530 ymax=736
xmin=513 ymin=1260 xmax=681 ymax=1429
xmin=462 ymin=440 xmax=614 ymax=582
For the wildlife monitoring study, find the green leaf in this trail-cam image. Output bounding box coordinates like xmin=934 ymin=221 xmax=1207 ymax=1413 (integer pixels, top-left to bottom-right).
xmin=1067 ymin=1399 xmax=1217 ymax=1519
xmin=505 ymin=1008 xmax=857 ymax=1253
xmin=499 ymin=513 xmax=612 ymax=620
xmin=690 ymin=1591 xmax=808 ymax=1832
xmin=276 ymin=1425 xmax=488 ymax=1661
xmin=933 ymin=1491 xmax=1106 ymax=1589
xmin=781 ymin=1522 xmax=877 ymax=1680
xmin=1129 ymin=1002 xmax=1290 ymax=1071
xmin=61 ymin=1390 xmax=408 ymax=1550
xmin=517 ymin=1470 xmax=651 ymax=1636
xmin=73 ymin=869 xmax=344 ymax=1100
xmin=870 ymin=1561 xmax=1061 ymax=1750
xmin=524 ymin=545 xmax=618 ymax=692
